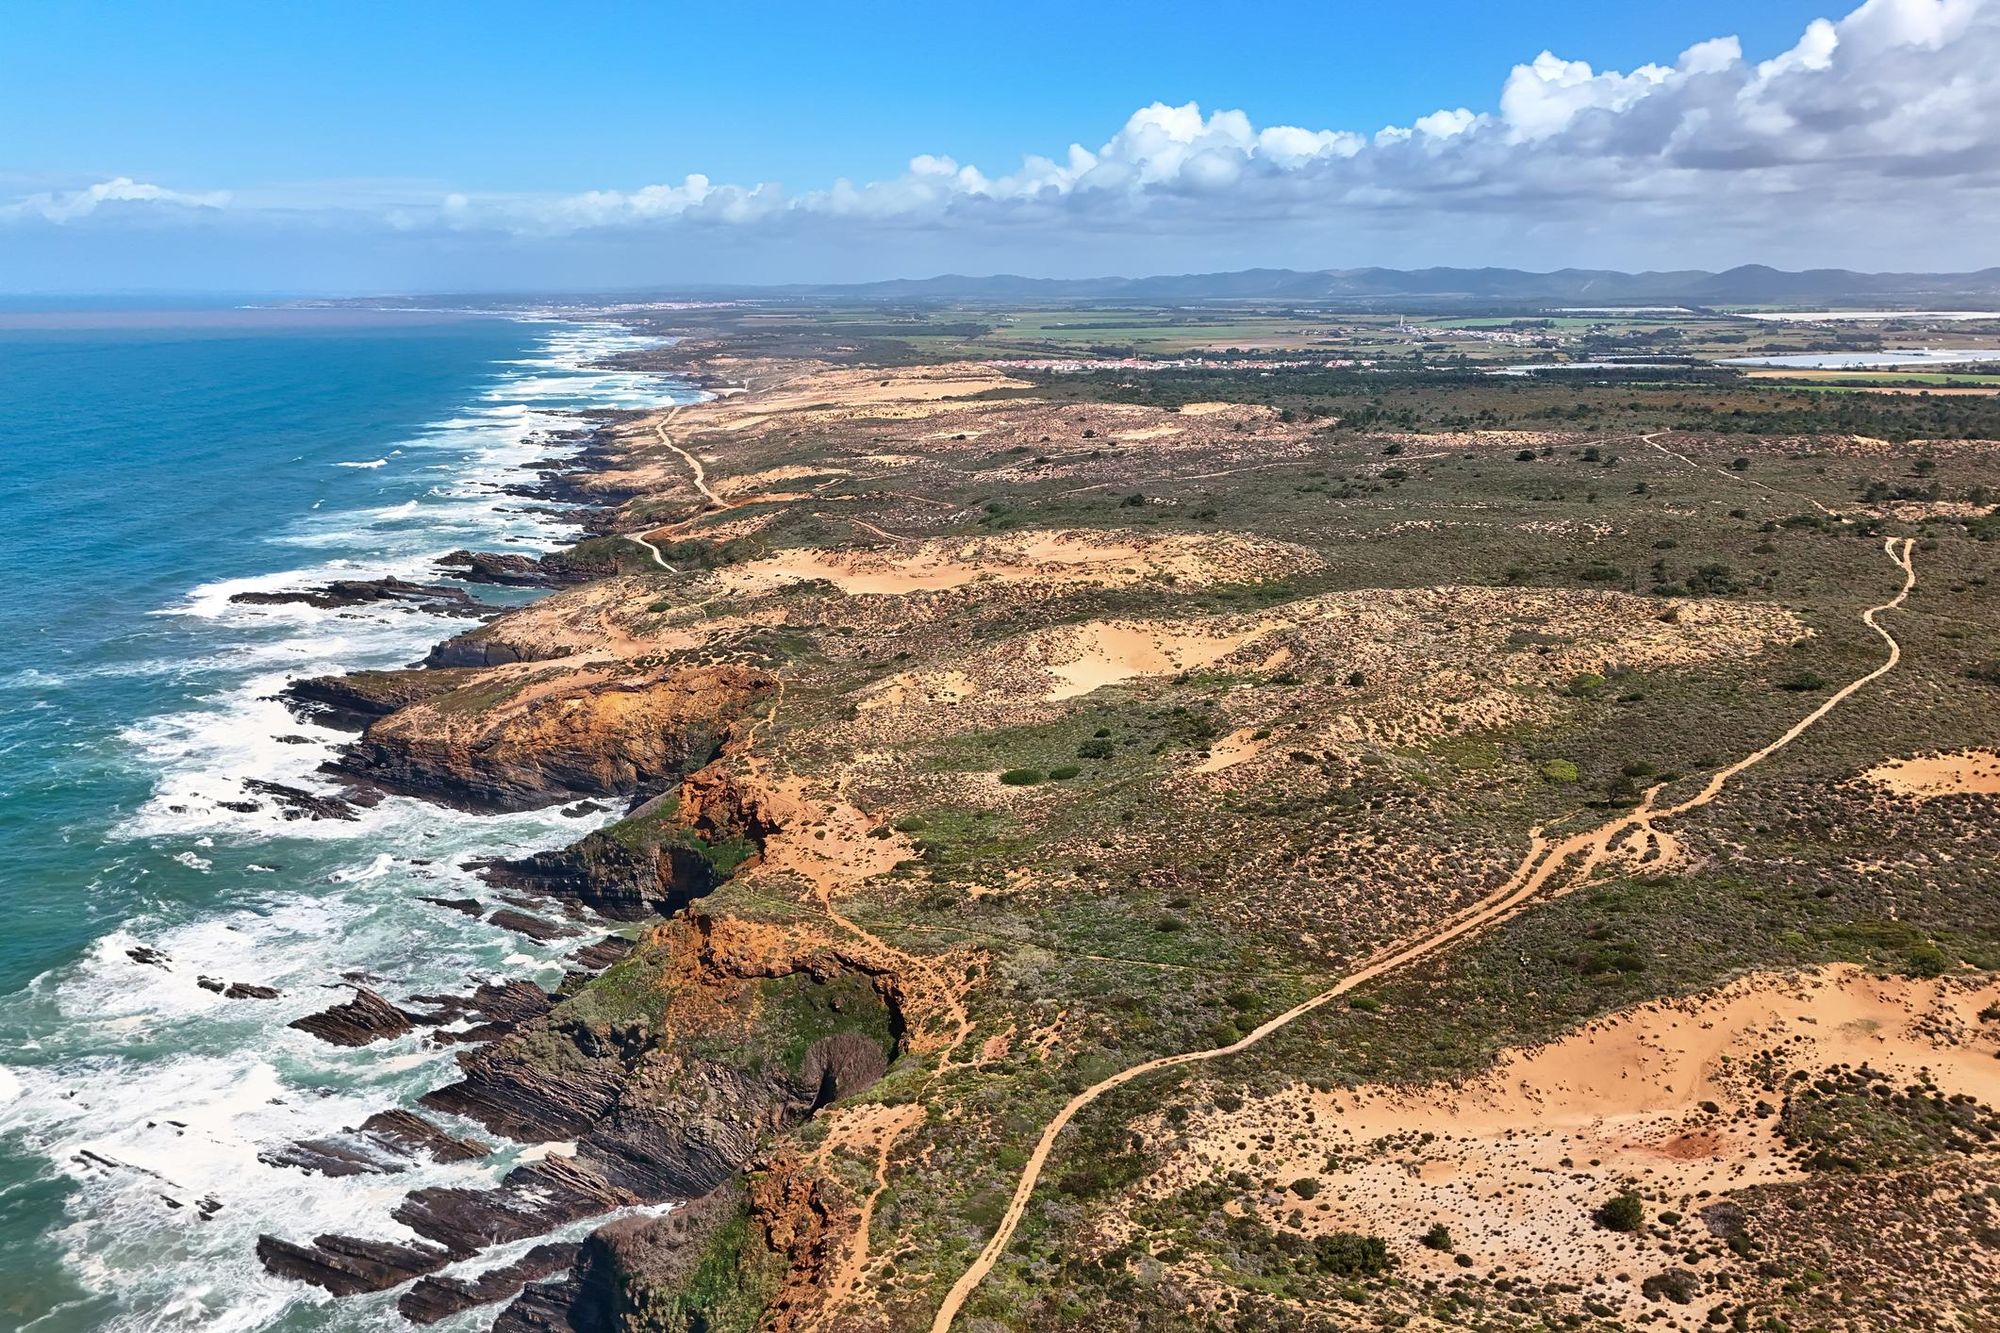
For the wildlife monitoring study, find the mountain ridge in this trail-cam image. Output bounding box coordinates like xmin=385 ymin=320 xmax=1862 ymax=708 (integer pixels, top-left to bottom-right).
xmin=718 ymin=263 xmax=2000 ymax=306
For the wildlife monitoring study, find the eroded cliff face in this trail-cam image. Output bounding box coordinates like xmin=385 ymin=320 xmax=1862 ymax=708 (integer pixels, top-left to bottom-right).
xmin=482 ymin=764 xmax=780 ymax=919
xmin=334 ymin=664 xmax=775 ymax=811
xmin=258 ymin=915 xmax=905 ymax=1317
xmin=490 ymin=1155 xmax=850 ymax=1333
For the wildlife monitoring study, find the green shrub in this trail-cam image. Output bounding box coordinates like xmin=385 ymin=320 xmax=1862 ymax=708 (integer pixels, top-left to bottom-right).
xmin=997 ymin=768 xmax=1044 ymax=786
xmin=1421 ymin=1222 xmax=1454 ymax=1252
xmin=1541 ymin=759 xmax=1581 ymax=783
xmin=1905 ymin=943 xmax=1950 ymax=978
xmin=1289 ymin=1177 xmax=1321 ymax=1199
xmin=1047 ymin=764 xmax=1082 ymax=780
xmin=1596 ymin=1192 xmax=1645 ymax=1232
xmin=1642 ymin=1269 xmax=1701 ymax=1303
xmin=1312 ymin=1232 xmax=1393 ymax=1277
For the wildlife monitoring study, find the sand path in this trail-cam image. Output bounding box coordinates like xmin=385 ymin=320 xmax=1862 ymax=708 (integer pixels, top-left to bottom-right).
xmin=655 ymin=407 xmax=725 ymax=509
xmin=929 ymin=536 xmax=1918 ymax=1331
xmin=622 ymin=531 xmax=676 ymax=570
xmin=1643 ymin=429 xmax=1842 ymax=515
xmin=847 ymin=517 xmax=915 ymax=545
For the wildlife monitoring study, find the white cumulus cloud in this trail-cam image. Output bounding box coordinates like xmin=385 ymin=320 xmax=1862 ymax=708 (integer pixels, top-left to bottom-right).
xmin=7 ymin=0 xmax=1997 ymax=276
xmin=1 ymin=176 xmax=230 ymax=223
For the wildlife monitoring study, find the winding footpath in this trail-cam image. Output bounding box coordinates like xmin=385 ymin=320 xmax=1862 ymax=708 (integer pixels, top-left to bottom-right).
xmin=654 ymin=406 xmax=724 ymax=508
xmin=930 ymin=535 xmax=1918 ymax=1331
xmin=619 ymin=406 xmax=726 ymax=570
xmin=623 ymin=531 xmax=676 ymax=570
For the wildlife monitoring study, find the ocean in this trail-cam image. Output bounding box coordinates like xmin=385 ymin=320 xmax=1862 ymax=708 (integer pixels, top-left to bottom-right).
xmin=0 ymin=310 xmax=698 ymax=1332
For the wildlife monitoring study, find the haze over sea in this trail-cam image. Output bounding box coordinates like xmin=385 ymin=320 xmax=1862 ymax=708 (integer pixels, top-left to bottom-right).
xmin=0 ymin=309 xmax=696 ymax=1332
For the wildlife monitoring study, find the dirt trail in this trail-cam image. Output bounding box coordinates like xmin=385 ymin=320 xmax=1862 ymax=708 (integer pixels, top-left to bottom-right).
xmin=847 ymin=517 xmax=915 ymax=544
xmin=802 ymin=1102 xmax=927 ymax=1333
xmin=929 ymin=537 xmax=1918 ymax=1332
xmin=623 ymin=531 xmax=676 ymax=570
xmin=655 ymin=407 xmax=725 ymax=509
xmin=1643 ymin=429 xmax=1840 ymax=514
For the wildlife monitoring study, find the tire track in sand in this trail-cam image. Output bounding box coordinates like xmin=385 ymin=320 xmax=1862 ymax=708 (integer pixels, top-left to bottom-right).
xmin=930 ymin=535 xmax=1917 ymax=1331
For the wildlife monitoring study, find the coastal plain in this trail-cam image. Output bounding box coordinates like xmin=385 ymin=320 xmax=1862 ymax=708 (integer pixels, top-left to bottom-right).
xmin=248 ymin=302 xmax=2000 ymax=1332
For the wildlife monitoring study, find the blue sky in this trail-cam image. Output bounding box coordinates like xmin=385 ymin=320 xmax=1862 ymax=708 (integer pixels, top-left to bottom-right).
xmin=1 ymin=0 xmax=1992 ymax=292
xmin=4 ymin=2 xmax=1836 ymax=193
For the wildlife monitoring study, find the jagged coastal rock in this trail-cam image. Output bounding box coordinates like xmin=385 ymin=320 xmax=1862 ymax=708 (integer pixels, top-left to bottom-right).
xmin=287 ymin=986 xmax=416 ymax=1047
xmin=282 ymin=668 xmax=482 ymax=731
xmin=258 ymin=917 xmax=902 ymax=1306
xmin=230 ymin=577 xmax=490 ymax=616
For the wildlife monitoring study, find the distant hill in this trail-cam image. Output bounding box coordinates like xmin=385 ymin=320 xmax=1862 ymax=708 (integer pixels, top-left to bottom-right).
xmin=685 ymin=264 xmax=2000 ymax=308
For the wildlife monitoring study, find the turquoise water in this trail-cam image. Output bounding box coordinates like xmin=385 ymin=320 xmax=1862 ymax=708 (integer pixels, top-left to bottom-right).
xmin=0 ymin=312 xmax=695 ymax=1331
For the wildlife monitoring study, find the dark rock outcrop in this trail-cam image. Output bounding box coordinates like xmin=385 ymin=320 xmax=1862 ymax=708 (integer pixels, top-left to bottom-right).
xmin=569 ymin=936 xmax=637 ymax=971
xmin=483 ymin=772 xmax=776 ymax=920
xmin=435 ymin=549 xmax=556 ymax=588
xmin=283 ymin=668 xmax=480 ymax=731
xmin=241 ymin=779 xmax=362 ymax=822
xmin=493 ymin=1187 xmax=739 ymax=1332
xmin=800 ymin=1031 xmax=891 ymax=1111
xmin=418 ymin=1021 xmax=633 ymax=1142
xmin=265 ymin=920 xmax=901 ymax=1315
xmin=230 ymin=577 xmax=488 ymax=617
xmin=263 ymin=1110 xmax=491 ymax=1179
xmin=406 ymin=979 xmax=560 ymax=1033
xmin=288 ymin=987 xmax=416 ymax=1047
xmin=424 ymin=631 xmax=538 ymax=669
xmin=360 ymin=1109 xmax=493 ymax=1164
xmin=489 ymin=908 xmax=579 ymax=942
xmin=480 ymin=825 xmax=698 ymax=921
xmin=254 ymin=1232 xmax=461 ymax=1296
xmin=197 ymin=976 xmax=280 ymax=1000
xmin=393 ymin=1153 xmax=638 ymax=1255
xmin=400 ymin=1242 xmax=581 ymax=1325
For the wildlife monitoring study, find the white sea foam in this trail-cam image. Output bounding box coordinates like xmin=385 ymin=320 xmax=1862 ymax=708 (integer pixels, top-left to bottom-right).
xmin=4 ymin=319 xmax=700 ymax=1331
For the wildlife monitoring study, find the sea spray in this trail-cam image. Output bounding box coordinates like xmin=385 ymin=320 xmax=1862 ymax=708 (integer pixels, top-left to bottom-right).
xmin=0 ymin=315 xmax=700 ymax=1331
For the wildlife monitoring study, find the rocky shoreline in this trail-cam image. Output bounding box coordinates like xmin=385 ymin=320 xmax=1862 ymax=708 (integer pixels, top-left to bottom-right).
xmin=243 ymin=377 xmax=891 ymax=1330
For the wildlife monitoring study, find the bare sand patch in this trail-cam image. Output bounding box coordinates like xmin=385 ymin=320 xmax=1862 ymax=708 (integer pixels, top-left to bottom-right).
xmin=717 ymin=529 xmax=1323 ymax=600
xmin=711 ymin=463 xmax=850 ymax=499
xmin=675 ymin=364 xmax=1032 ymax=436
xmin=1043 ymin=621 xmax=1270 ymax=700
xmin=1177 ymin=402 xmax=1249 ymax=417
xmin=1141 ymin=966 xmax=2000 ymax=1317
xmin=859 ymin=669 xmax=980 ymax=713
xmin=1865 ymin=748 xmax=2000 ymax=799
xmin=1192 ymin=726 xmax=1268 ymax=774
xmin=748 ymin=775 xmax=914 ymax=902
xmin=1873 ymin=499 xmax=1997 ymax=521
xmin=845 ymin=585 xmax=1802 ymax=766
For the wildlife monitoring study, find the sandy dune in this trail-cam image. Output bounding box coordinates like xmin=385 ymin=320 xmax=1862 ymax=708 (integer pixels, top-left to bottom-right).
xmin=717 ymin=529 xmax=1323 ymax=600
xmin=1866 ymin=748 xmax=2000 ymax=799
xmin=1042 ymin=620 xmax=1272 ymax=700
xmin=1145 ymin=965 xmax=2000 ymax=1317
